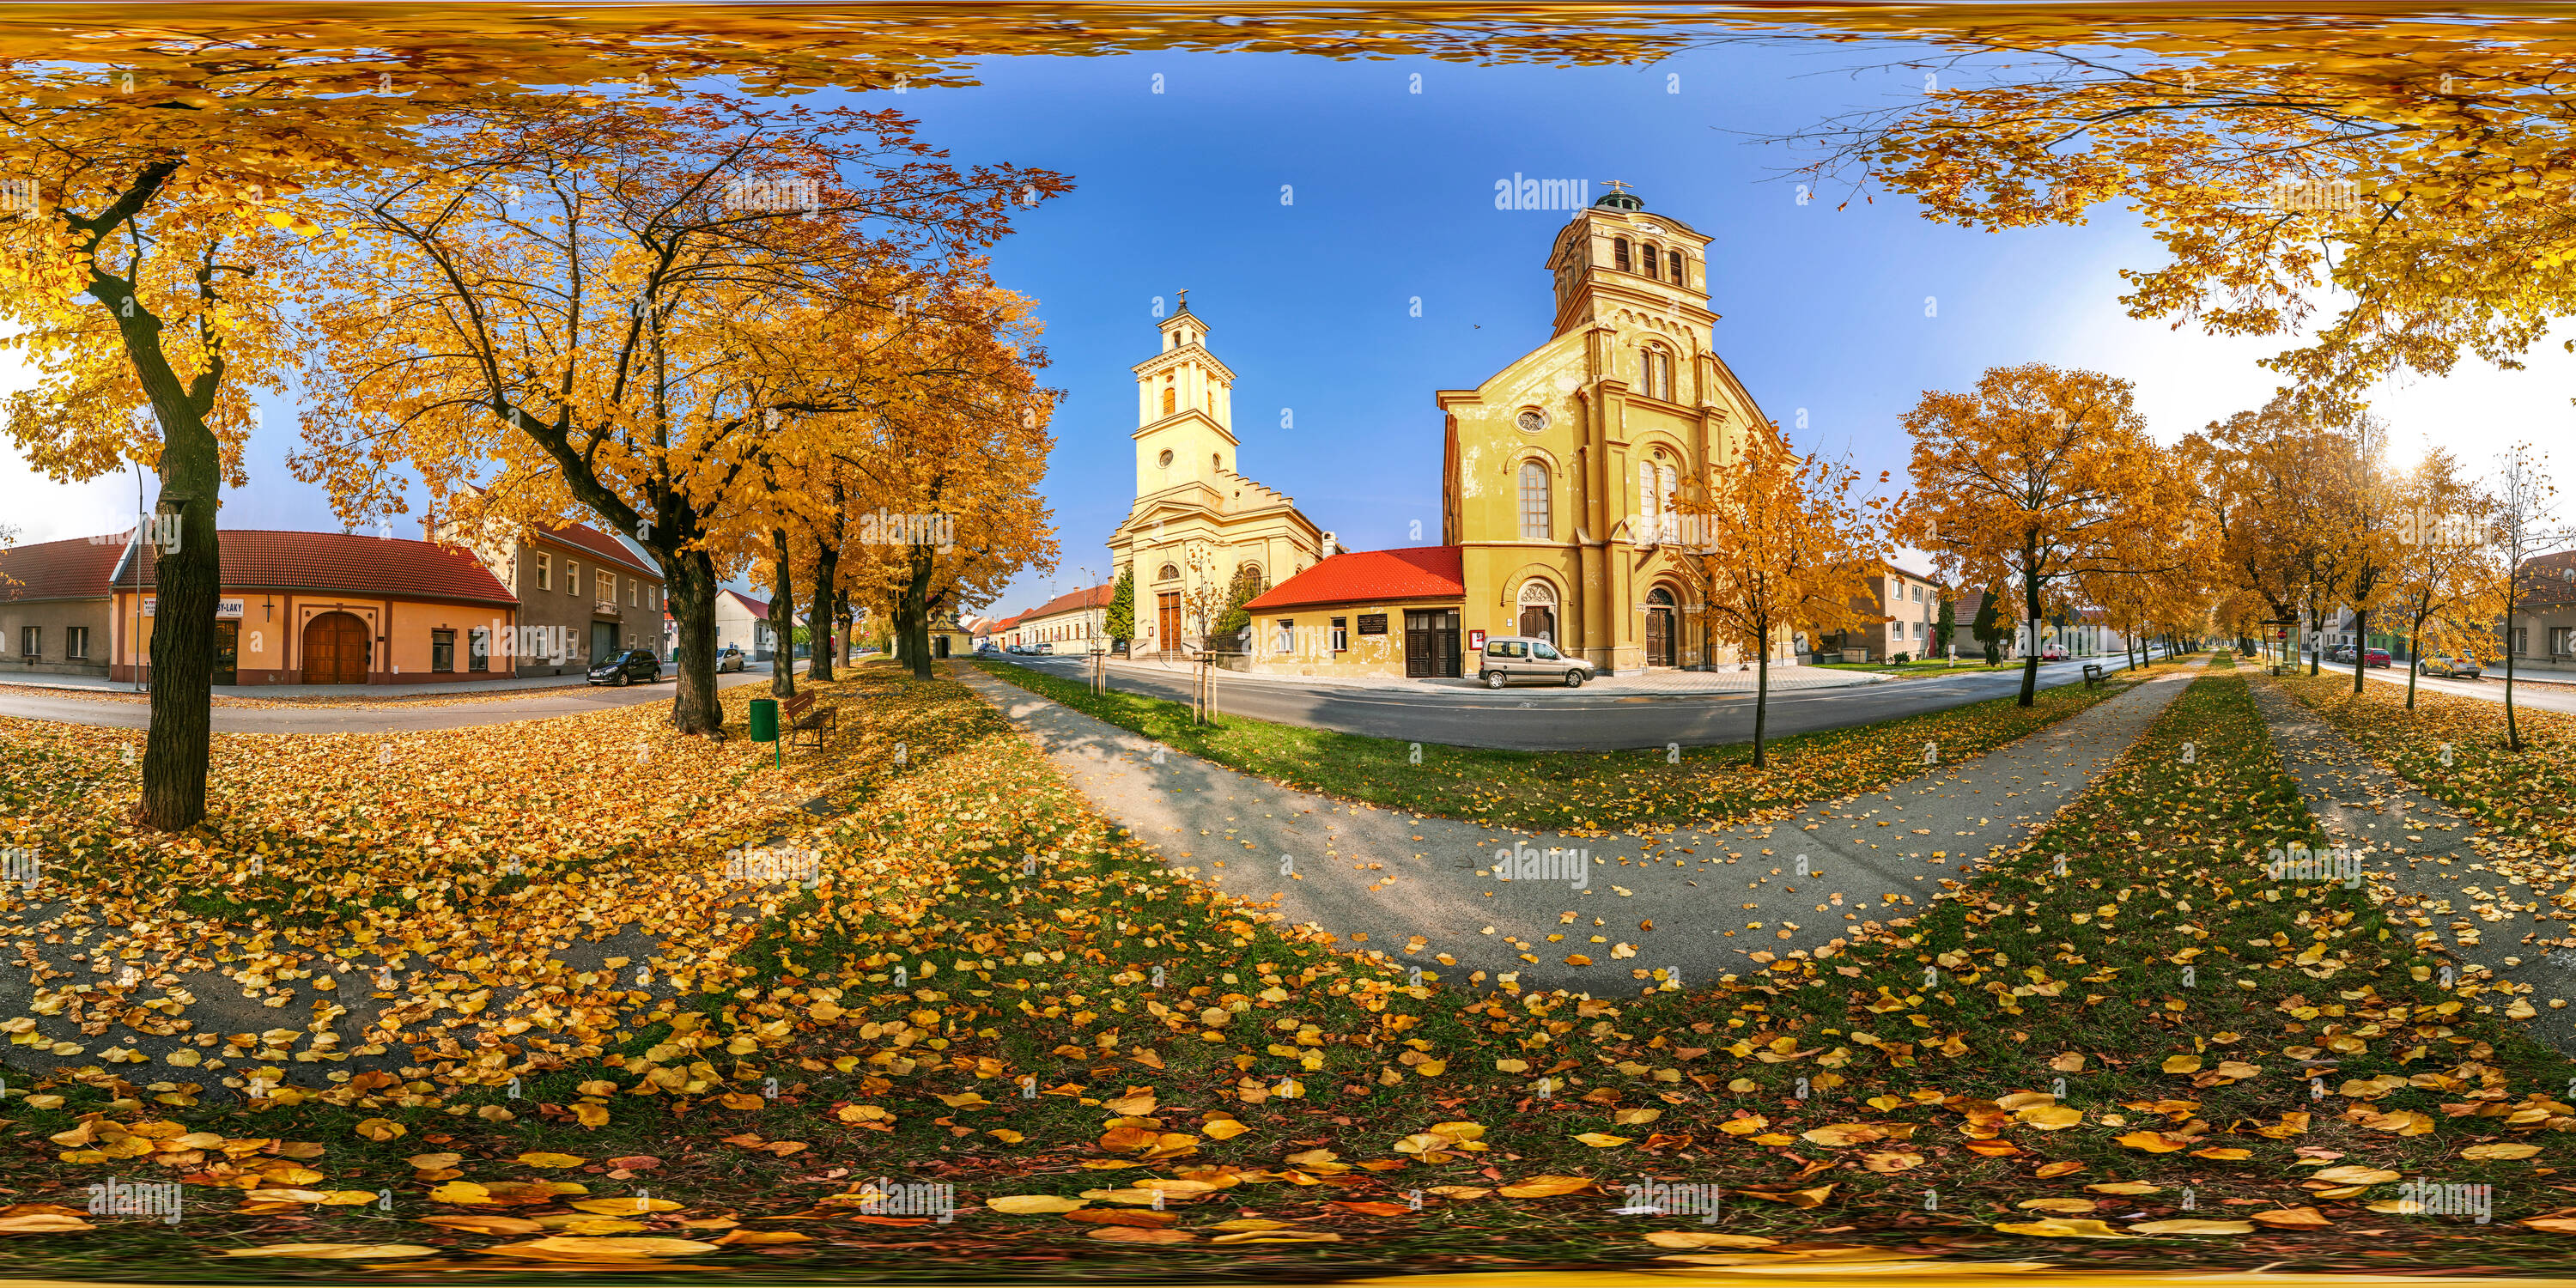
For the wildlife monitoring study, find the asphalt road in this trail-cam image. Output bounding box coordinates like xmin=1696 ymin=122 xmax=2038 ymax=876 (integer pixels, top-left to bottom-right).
xmin=997 ymin=648 xmax=2173 ymax=751
xmin=0 ymin=667 xmax=773 ymax=732
xmin=2335 ymin=659 xmax=2576 ymax=714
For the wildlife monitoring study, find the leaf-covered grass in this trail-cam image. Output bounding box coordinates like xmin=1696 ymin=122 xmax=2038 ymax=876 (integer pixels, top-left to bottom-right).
xmin=971 ymin=655 xmax=2190 ymax=834
xmin=1 ymin=660 xmax=2571 ymax=1280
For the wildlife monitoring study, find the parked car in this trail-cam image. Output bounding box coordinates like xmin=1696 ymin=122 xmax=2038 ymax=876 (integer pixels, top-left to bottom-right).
xmin=1034 ymin=641 xmax=1055 ymax=655
xmin=588 ymin=647 xmax=663 ymax=686
xmin=716 ymin=645 xmax=747 ymax=672
xmin=2038 ymin=647 xmax=2069 ymax=661
xmin=1480 ymin=635 xmax=1595 ymax=689
xmin=2420 ymin=653 xmax=2482 ymax=678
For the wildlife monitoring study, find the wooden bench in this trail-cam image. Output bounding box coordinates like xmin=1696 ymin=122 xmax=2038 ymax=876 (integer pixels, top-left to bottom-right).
xmin=784 ymin=691 xmax=835 ymax=748
xmin=2081 ymin=662 xmax=2106 ymax=690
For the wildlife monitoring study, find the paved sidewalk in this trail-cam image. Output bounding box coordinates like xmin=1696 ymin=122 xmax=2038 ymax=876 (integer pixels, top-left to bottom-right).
xmin=2245 ymin=678 xmax=2574 ymax=1056
xmin=951 ymin=660 xmax=2199 ymax=994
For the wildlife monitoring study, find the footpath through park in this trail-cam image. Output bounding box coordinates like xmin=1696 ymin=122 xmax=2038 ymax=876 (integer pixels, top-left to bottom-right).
xmin=951 ymin=659 xmax=2207 ymax=994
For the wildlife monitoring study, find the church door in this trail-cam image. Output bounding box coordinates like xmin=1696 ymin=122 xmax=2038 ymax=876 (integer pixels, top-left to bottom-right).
xmin=1644 ymin=588 xmax=1677 ymax=667
xmin=1518 ymin=605 xmax=1554 ymax=642
xmin=1157 ymin=592 xmax=1182 ymax=657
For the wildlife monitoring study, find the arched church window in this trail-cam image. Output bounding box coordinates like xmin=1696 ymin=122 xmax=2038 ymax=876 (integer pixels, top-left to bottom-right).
xmin=1613 ymin=237 xmax=1630 ymax=270
xmin=1641 ymin=243 xmax=1658 ymax=277
xmin=1157 ymin=563 xmax=1180 ymax=581
xmin=1518 ymin=461 xmax=1551 ymax=540
xmin=1669 ymin=250 xmax=1686 ymax=285
xmin=1162 ymin=386 xmax=1176 ymax=416
xmin=1212 ymin=453 xmax=1224 ymax=473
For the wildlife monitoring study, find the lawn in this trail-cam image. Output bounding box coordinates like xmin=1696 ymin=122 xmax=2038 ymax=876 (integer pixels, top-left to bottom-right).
xmin=0 ymin=658 xmax=2569 ymax=1279
xmin=972 ymin=653 xmax=2196 ymax=835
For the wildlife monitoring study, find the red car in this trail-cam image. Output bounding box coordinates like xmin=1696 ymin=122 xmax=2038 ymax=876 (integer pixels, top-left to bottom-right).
xmin=2363 ymin=647 xmax=2391 ymax=668
xmin=2038 ymin=647 xmax=2069 ymax=661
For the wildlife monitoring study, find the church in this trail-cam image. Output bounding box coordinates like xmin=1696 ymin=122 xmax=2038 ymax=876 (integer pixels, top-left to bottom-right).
xmin=1108 ymin=186 xmax=1783 ymax=679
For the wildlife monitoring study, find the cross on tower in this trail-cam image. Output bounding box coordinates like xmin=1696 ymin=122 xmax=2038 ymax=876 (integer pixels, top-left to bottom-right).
xmin=1176 ymin=288 xmax=1188 ymax=311
xmin=1600 ymin=179 xmax=1634 ymax=197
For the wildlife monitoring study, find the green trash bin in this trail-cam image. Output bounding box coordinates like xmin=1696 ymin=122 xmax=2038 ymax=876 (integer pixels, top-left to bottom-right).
xmin=749 ymin=697 xmax=779 ymax=743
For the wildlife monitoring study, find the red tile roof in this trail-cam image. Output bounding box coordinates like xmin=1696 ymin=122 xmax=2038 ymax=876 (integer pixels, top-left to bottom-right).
xmin=1019 ymin=583 xmax=1115 ymax=621
xmin=0 ymin=533 xmax=129 ymax=602
xmin=723 ymin=588 xmax=775 ymax=619
xmin=539 ymin=521 xmax=659 ymax=580
xmin=1244 ymin=546 xmax=1464 ymax=612
xmin=112 ymin=530 xmax=516 ymax=605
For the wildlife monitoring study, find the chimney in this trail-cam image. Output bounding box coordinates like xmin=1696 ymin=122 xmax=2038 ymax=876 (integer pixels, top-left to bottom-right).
xmin=1319 ymin=532 xmax=1337 ymax=559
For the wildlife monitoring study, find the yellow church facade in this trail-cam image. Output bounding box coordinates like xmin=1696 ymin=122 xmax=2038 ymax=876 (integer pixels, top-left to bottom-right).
xmin=1241 ymin=186 xmax=1786 ymax=678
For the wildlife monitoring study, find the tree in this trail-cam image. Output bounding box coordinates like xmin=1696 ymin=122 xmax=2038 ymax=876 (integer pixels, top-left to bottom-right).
xmin=291 ymin=96 xmax=1065 ymax=729
xmin=1103 ymin=564 xmax=1135 ymax=646
xmin=2386 ymin=449 xmax=2499 ymax=710
xmin=1213 ymin=563 xmax=1266 ymax=643
xmin=1970 ymin=585 xmax=2008 ymax=665
xmin=1668 ymin=421 xmax=1886 ymax=767
xmin=1897 ymin=363 xmax=2192 ymax=707
xmin=1932 ymin=592 xmax=1956 ymax=658
xmin=2488 ymin=444 xmax=2567 ymax=752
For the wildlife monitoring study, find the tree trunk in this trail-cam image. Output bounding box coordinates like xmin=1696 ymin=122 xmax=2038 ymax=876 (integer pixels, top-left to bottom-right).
xmin=2503 ymin=601 xmax=2522 ymax=752
xmin=663 ymin=550 xmax=725 ymax=737
xmin=140 ymin=474 xmax=217 ymax=832
xmin=769 ymin=529 xmax=796 ymax=701
xmin=1751 ymin=638 xmax=1771 ymax=768
xmin=2404 ymin=623 xmax=2421 ymax=709
xmin=2350 ymin=608 xmax=2368 ymax=695
xmin=809 ymin=538 xmax=838 ymax=683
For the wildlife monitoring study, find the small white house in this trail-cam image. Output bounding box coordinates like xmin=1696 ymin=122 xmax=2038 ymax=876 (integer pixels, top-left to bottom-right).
xmin=717 ymin=589 xmax=782 ymax=660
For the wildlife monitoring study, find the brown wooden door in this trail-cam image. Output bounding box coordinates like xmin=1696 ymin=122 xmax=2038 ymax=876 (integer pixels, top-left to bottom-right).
xmin=301 ymin=612 xmax=368 ymax=684
xmin=1646 ymin=609 xmax=1673 ymax=667
xmin=1518 ymin=605 xmax=1553 ymax=643
xmin=1405 ymin=609 xmax=1460 ymax=678
xmin=1157 ymin=592 xmax=1182 ymax=653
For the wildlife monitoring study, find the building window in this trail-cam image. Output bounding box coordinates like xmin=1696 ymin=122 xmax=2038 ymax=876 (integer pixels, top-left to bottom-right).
xmin=536 ymin=551 xmax=550 ymax=591
xmin=2515 ymin=627 xmax=2529 ymax=655
xmin=1641 ymin=243 xmax=1659 ymax=277
xmin=1613 ymin=237 xmax=1630 ymax=270
xmin=630 ymin=580 xmax=640 ymax=607
xmin=1515 ymin=408 xmax=1545 ymax=434
xmin=1273 ymin=618 xmax=1294 ymax=654
xmin=1157 ymin=562 xmax=1180 ymax=581
xmin=567 ymin=562 xmax=579 ymax=596
xmin=17 ymin=626 xmax=34 ymax=659
xmin=1669 ymin=249 xmax=1686 ymax=284
xmin=431 ymin=629 xmax=455 ymax=672
xmin=1213 ymin=453 xmax=1224 ymax=474
xmin=1518 ymin=461 xmax=1551 ymax=539
xmin=1331 ymin=617 xmax=1347 ymax=653
xmin=468 ymin=627 xmax=489 ymax=671
xmin=600 ymin=571 xmax=616 ymax=605
xmin=65 ymin=626 xmax=87 ymax=659
xmin=1162 ymin=386 xmax=1176 ymax=416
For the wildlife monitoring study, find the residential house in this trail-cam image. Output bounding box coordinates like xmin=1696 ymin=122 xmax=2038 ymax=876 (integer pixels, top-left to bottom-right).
xmin=438 ymin=517 xmax=666 ymax=677
xmin=0 ymin=533 xmax=122 ymax=677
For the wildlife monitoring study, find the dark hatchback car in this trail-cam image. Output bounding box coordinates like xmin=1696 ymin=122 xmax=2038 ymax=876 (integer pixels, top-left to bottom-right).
xmin=588 ymin=647 xmax=664 ymax=686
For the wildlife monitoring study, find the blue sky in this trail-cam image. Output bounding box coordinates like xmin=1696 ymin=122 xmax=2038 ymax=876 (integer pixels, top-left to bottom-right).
xmin=9 ymin=37 xmax=2570 ymax=612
